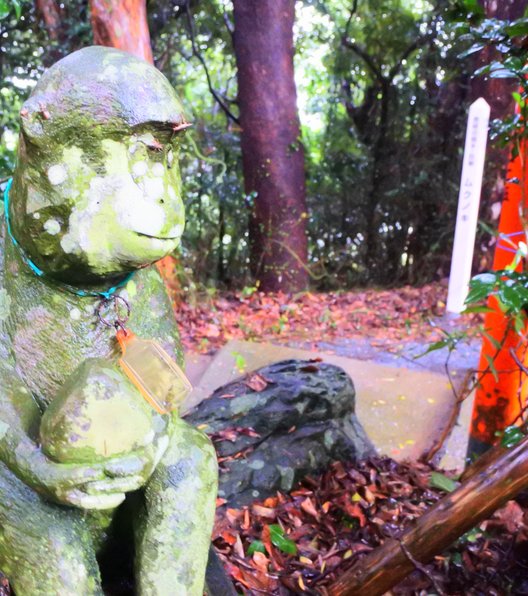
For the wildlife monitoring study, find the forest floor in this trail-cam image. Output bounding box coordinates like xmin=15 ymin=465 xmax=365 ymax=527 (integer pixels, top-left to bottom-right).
xmin=176 ymin=281 xmax=482 ymax=370
xmin=214 ymin=456 xmax=528 ymax=595
xmin=179 ymin=281 xmax=517 ymax=595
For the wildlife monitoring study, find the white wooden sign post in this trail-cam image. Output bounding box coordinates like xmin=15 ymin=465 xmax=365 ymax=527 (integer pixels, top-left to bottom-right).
xmin=446 ymin=97 xmax=491 ymax=314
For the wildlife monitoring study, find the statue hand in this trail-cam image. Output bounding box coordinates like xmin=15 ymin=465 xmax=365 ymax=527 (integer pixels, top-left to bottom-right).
xmin=24 ymin=450 xmax=120 ymax=509
xmin=25 ymin=432 xmax=168 ymax=509
xmin=73 ymin=432 xmax=171 ymax=508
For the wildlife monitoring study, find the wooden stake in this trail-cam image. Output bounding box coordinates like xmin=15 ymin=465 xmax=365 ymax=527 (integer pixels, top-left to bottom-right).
xmin=328 ymin=435 xmax=528 ymax=596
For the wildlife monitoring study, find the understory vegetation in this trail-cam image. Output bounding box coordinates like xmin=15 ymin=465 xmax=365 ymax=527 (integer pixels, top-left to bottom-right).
xmin=0 ymin=0 xmax=507 ymax=290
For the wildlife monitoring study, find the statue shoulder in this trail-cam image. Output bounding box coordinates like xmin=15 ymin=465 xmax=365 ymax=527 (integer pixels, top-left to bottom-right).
xmin=123 ymin=265 xmax=182 ymax=363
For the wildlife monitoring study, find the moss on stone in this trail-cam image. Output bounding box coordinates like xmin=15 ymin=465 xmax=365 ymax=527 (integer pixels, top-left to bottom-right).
xmin=0 ymin=46 xmax=215 ymax=594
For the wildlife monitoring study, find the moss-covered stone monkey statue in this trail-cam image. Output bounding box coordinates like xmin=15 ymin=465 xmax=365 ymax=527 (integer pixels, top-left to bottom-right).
xmin=0 ymin=46 xmax=218 ymax=594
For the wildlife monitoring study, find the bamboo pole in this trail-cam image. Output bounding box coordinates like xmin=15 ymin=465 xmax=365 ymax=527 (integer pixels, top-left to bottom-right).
xmin=328 ymin=435 xmax=528 ymax=596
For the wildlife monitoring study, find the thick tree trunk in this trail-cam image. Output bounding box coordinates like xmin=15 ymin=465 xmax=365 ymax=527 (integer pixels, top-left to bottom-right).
xmin=473 ymin=0 xmax=527 ymax=118
xmin=89 ymin=0 xmax=153 ymax=63
xmin=473 ymin=0 xmax=528 ymax=224
xmin=232 ymin=0 xmax=308 ymax=292
xmin=328 ymin=435 xmax=528 ymax=596
xmin=34 ymin=0 xmax=67 ymax=65
xmin=35 ymin=0 xmax=62 ymax=40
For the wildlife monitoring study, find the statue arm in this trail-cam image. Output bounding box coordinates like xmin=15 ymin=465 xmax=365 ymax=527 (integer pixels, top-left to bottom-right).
xmin=0 ymin=361 xmax=159 ymax=509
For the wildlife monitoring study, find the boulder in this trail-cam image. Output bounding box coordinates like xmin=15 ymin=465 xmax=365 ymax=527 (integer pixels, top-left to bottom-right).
xmin=186 ymin=359 xmax=374 ymax=507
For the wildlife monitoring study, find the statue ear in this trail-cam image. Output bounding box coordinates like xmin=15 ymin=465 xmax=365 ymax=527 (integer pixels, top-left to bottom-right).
xmin=19 ymin=95 xmax=53 ymax=145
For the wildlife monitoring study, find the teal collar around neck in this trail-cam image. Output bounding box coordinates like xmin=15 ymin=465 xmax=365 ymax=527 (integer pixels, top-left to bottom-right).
xmin=3 ymin=178 xmax=134 ymax=300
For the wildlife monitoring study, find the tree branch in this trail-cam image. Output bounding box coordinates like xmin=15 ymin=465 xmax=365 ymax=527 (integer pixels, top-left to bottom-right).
xmin=343 ymin=0 xmax=359 ymax=40
xmin=341 ymin=37 xmax=384 ymax=84
xmin=222 ymin=8 xmax=234 ymax=40
xmin=388 ymin=36 xmax=431 ymax=82
xmin=184 ymin=2 xmax=240 ymax=125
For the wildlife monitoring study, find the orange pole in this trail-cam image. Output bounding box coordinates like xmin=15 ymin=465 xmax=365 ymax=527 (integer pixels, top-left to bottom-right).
xmin=468 ymin=151 xmax=528 ymax=457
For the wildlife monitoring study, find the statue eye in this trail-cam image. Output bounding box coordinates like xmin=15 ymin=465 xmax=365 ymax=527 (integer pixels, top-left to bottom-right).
xmin=145 ymin=139 xmax=164 ymax=152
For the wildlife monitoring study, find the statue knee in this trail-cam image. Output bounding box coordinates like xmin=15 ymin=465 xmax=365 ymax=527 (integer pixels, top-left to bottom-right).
xmin=151 ymin=420 xmax=218 ymax=496
xmin=8 ymin=529 xmax=101 ymax=596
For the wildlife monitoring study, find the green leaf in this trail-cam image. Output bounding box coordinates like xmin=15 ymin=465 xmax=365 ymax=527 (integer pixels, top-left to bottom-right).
xmin=461 ymin=305 xmax=494 ymax=314
xmin=461 ymin=0 xmax=485 ymax=17
xmin=498 ymin=281 xmax=528 ymax=313
xmin=474 ymin=64 xmax=491 ymax=77
xmin=0 ymin=0 xmax=21 ymax=20
xmin=414 ymin=340 xmax=450 ymax=359
xmin=232 ymin=351 xmax=247 ymax=372
xmin=12 ymin=0 xmax=21 ymax=19
xmin=514 ymin=314 xmax=526 ymax=334
xmin=429 ymin=472 xmax=458 ymax=493
xmin=459 ymin=43 xmax=486 ymax=59
xmin=482 ymin=331 xmax=502 ymax=351
xmin=268 ymin=524 xmax=297 ymax=555
xmin=485 ymin=61 xmax=519 ymax=79
xmin=513 ymin=91 xmax=526 ymax=108
xmin=247 ymin=540 xmax=266 ymax=556
xmin=478 ymin=220 xmax=499 ymax=236
xmin=465 ymin=273 xmax=497 ymax=304
xmin=500 ymin=425 xmax=525 ymax=448
xmin=461 ymin=527 xmax=481 ymax=543
xmin=0 ymin=0 xmax=9 ymax=19
xmin=484 ymin=354 xmax=499 ymax=382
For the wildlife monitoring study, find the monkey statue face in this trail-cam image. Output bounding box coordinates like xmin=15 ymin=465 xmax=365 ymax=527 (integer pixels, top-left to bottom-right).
xmin=10 ymin=46 xmax=190 ymax=285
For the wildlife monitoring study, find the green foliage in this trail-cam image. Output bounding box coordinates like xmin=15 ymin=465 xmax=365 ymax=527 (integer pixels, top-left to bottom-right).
xmin=0 ymin=0 xmax=485 ymax=289
xmin=429 ymin=471 xmax=458 ymax=493
xmin=466 ymin=270 xmax=528 ymax=330
xmin=458 ymin=13 xmax=528 ymax=156
xmin=0 ymin=0 xmax=91 ymax=177
xmin=0 ymin=0 xmax=23 ymax=20
xmin=247 ymin=540 xmax=266 ymax=556
xmin=268 ymin=524 xmax=297 ymax=555
xmin=415 ymin=328 xmax=466 ymax=357
xmin=499 ymin=425 xmax=525 ymax=448
xmin=298 ymin=0 xmax=469 ymax=286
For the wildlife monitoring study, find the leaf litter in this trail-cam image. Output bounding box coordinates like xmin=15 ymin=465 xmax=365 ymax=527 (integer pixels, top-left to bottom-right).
xmin=176 ymin=282 xmax=481 ymax=354
xmin=213 ymin=456 xmax=528 ymax=595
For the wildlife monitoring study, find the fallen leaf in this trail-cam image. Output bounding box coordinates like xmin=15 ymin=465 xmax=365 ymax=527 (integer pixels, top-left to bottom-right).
xmin=245 ymin=373 xmax=269 ymax=392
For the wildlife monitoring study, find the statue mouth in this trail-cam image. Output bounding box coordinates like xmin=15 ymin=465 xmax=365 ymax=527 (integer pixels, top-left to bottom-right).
xmin=135 ymin=232 xmax=179 ymax=241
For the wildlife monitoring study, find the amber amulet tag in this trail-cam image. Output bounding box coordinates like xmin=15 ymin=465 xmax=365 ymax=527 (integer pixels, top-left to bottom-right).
xmin=116 ymin=329 xmax=192 ymax=414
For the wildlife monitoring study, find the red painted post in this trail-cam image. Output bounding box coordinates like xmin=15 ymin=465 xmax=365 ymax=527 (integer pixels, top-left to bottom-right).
xmin=468 ymin=151 xmax=528 ymax=457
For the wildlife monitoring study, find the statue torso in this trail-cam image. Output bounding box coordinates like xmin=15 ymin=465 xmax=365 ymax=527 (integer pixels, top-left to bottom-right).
xmin=0 ymin=216 xmax=182 ymax=412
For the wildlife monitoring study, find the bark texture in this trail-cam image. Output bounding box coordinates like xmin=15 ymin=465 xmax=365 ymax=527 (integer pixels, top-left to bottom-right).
xmin=328 ymin=435 xmax=528 ymax=596
xmin=233 ymin=0 xmax=308 ymax=292
xmin=35 ymin=0 xmax=69 ymax=66
xmin=35 ymin=0 xmax=62 ymax=40
xmin=473 ymin=0 xmax=528 ymax=217
xmin=473 ymin=0 xmax=528 ymax=119
xmin=89 ymin=0 xmax=153 ymax=64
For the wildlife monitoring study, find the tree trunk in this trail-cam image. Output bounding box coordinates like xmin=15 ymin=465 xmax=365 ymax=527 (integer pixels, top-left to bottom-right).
xmin=364 ymin=80 xmax=390 ymax=281
xmin=34 ymin=0 xmax=67 ymax=66
xmin=232 ymin=0 xmax=308 ymax=292
xmin=35 ymin=0 xmax=62 ymax=40
xmin=89 ymin=0 xmax=153 ymax=63
xmin=328 ymin=434 xmax=528 ymax=596
xmin=473 ymin=0 xmax=528 ymax=224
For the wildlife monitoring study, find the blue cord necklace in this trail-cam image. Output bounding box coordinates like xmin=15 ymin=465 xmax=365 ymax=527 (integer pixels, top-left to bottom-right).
xmin=3 ymin=178 xmax=134 ymax=326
